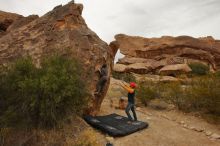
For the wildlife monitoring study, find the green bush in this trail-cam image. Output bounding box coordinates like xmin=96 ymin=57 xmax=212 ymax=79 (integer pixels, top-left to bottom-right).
xmin=0 ymin=56 xmax=88 ymax=128
xmin=188 ymin=76 xmax=220 ymax=115
xmin=214 ymin=71 xmax=220 ymax=78
xmin=136 ymin=81 xmax=159 ymax=106
xmin=112 ymin=71 xmax=136 ymax=83
xmin=137 ymin=76 xmax=220 ymax=122
xmin=162 ymin=82 xmax=191 ymax=111
xmin=189 ymin=63 xmax=209 ymax=76
xmin=162 ymin=76 xmax=220 ymax=116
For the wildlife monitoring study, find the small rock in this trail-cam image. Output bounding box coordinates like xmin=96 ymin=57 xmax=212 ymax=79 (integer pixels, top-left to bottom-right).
xmin=172 ymin=119 xmax=176 ymax=121
xmin=180 ymin=121 xmax=185 ymax=125
xmin=161 ymin=114 xmax=170 ymax=120
xmin=205 ymin=131 xmax=212 ymax=136
xmin=189 ymin=126 xmax=195 ymax=130
xmin=106 ymin=136 xmax=114 ymax=143
xmin=148 ymin=113 xmax=153 ymax=116
xmin=190 ymin=126 xmax=204 ymax=132
xmin=210 ymin=133 xmax=220 ymax=139
xmin=146 ymin=117 xmax=151 ymax=120
xmin=136 ymin=107 xmax=141 ymax=111
xmin=183 ymin=124 xmax=188 ymax=128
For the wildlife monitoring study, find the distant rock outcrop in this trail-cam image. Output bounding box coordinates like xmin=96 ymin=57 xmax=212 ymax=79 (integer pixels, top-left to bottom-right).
xmin=0 ymin=2 xmax=117 ymax=115
xmin=159 ymin=64 xmax=192 ymax=76
xmin=111 ymin=34 xmax=220 ymax=74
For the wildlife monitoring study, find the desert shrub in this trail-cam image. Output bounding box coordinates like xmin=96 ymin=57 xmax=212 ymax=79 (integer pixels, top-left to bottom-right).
xmin=0 ymin=56 xmax=88 ymax=128
xmin=136 ymin=81 xmax=160 ymax=106
xmin=163 ymin=76 xmax=220 ymax=116
xmin=189 ymin=63 xmax=209 ymax=76
xmin=161 ymin=82 xmax=191 ymax=111
xmin=112 ymin=71 xmax=136 ymax=83
xmin=74 ymin=129 xmax=101 ymax=146
xmin=136 ymin=74 xmax=220 ymax=122
xmin=214 ymin=71 xmax=220 ymax=78
xmin=188 ymin=76 xmax=220 ymax=115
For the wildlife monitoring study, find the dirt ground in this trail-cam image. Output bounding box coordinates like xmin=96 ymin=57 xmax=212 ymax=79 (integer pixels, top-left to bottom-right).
xmin=97 ymin=78 xmax=220 ymax=146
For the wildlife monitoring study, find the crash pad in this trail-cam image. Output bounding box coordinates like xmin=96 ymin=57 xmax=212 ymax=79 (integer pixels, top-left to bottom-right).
xmin=84 ymin=113 xmax=148 ymax=137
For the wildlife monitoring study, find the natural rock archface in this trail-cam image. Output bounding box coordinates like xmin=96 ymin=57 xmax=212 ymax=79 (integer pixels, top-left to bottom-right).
xmin=111 ymin=34 xmax=220 ymax=74
xmin=0 ymin=2 xmax=117 ymax=115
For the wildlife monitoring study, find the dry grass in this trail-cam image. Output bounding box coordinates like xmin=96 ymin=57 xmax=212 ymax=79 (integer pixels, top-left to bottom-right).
xmin=73 ymin=129 xmax=103 ymax=146
xmin=137 ymin=75 xmax=220 ymax=123
xmin=0 ymin=116 xmax=105 ymax=146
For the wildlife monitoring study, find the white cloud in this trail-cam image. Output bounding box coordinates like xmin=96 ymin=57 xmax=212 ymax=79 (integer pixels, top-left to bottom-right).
xmin=1 ymin=0 xmax=220 ymax=61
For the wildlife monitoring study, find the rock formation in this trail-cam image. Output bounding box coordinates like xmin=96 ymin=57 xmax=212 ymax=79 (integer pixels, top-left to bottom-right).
xmin=112 ymin=34 xmax=220 ymax=74
xmin=159 ymin=64 xmax=192 ymax=76
xmin=0 ymin=10 xmax=23 ymax=32
xmin=0 ymin=2 xmax=117 ymax=115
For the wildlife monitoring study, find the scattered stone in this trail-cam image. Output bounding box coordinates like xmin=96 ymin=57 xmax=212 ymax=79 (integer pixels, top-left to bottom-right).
xmin=118 ymin=97 xmax=127 ymax=109
xmin=161 ymin=114 xmax=172 ymax=121
xmin=189 ymin=126 xmax=194 ymax=130
xmin=136 ymin=107 xmax=141 ymax=111
xmin=167 ymin=104 xmax=176 ymax=111
xmin=180 ymin=121 xmax=185 ymax=125
xmin=210 ymin=133 xmax=220 ymax=139
xmin=183 ymin=124 xmax=188 ymax=128
xmin=106 ymin=136 xmax=114 ymax=143
xmin=148 ymin=113 xmax=153 ymax=116
xmin=189 ymin=126 xmax=204 ymax=132
xmin=205 ymin=131 xmax=212 ymax=136
xmin=146 ymin=117 xmax=151 ymax=120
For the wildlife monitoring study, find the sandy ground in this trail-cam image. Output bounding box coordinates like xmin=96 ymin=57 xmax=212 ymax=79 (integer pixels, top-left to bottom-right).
xmin=96 ymin=78 xmax=220 ymax=146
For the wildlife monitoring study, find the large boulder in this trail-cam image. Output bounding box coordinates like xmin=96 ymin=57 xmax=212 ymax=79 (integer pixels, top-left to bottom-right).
xmin=113 ymin=63 xmax=127 ymax=72
xmin=159 ymin=64 xmax=192 ymax=76
xmin=0 ymin=2 xmax=117 ymax=115
xmin=110 ymin=34 xmax=220 ymax=73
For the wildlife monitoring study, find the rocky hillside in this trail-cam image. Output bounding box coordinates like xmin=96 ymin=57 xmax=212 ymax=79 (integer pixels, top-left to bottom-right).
xmin=0 ymin=10 xmax=23 ymax=31
xmin=112 ymin=34 xmax=220 ymax=74
xmin=0 ymin=2 xmax=118 ymax=115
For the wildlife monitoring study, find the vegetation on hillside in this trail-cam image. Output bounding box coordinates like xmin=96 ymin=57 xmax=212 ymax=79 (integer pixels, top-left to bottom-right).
xmin=189 ymin=62 xmax=209 ymax=76
xmin=137 ymin=74 xmax=220 ymax=123
xmin=0 ymin=55 xmax=88 ymax=128
xmin=112 ymin=71 xmax=136 ymax=83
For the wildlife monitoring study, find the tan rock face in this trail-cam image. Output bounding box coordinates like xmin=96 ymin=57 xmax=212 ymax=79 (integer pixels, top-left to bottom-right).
xmin=111 ymin=34 xmax=220 ymax=73
xmin=7 ymin=15 xmax=39 ymax=32
xmin=0 ymin=2 xmax=118 ymax=115
xmin=159 ymin=64 xmax=192 ymax=76
xmin=113 ymin=64 xmax=127 ymax=72
xmin=0 ymin=10 xmax=23 ymax=32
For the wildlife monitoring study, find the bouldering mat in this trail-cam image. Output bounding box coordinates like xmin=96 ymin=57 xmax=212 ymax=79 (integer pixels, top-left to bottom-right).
xmin=84 ymin=113 xmax=149 ymax=137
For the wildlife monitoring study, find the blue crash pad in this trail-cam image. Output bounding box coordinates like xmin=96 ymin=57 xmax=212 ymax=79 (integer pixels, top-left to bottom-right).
xmin=84 ymin=113 xmax=149 ymax=137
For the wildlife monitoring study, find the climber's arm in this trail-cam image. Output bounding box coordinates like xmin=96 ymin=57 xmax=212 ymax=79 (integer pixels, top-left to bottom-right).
xmin=117 ymin=83 xmax=134 ymax=93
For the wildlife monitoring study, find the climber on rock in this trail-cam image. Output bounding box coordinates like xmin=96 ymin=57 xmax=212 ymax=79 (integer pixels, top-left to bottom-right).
xmin=95 ymin=64 xmax=108 ymax=95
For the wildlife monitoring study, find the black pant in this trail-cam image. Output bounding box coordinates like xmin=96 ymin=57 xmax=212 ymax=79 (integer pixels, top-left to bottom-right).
xmin=125 ymin=102 xmax=137 ymax=121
